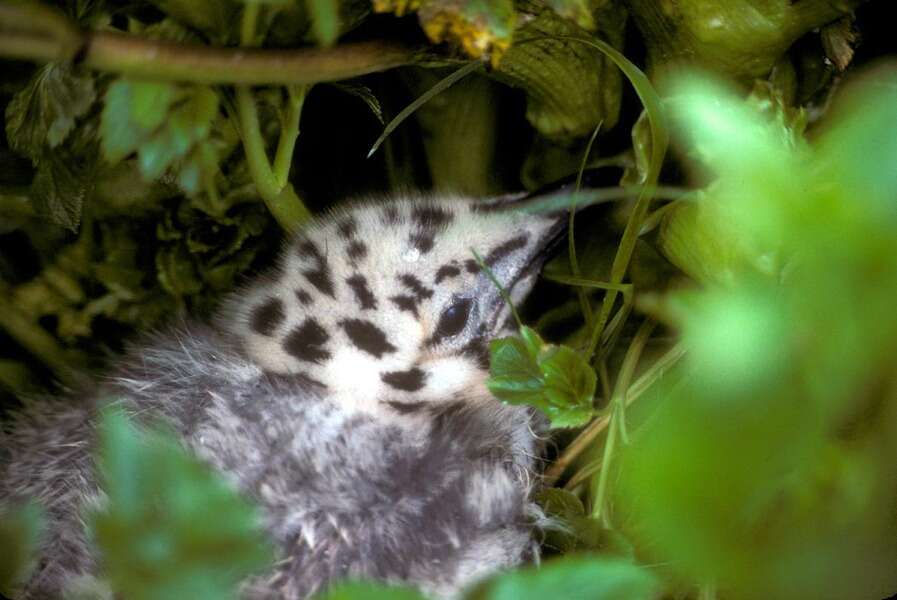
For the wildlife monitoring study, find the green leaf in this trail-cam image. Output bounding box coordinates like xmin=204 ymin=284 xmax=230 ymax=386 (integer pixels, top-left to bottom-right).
xmin=487 ymin=335 xmax=544 ymax=405
xmin=538 ymin=344 xmax=596 ymax=428
xmin=488 ymin=327 xmax=596 ymax=428
xmin=469 ymin=555 xmax=659 ymax=600
xmin=0 ymin=502 xmax=44 ymax=597
xmin=156 ymin=244 xmax=203 ymax=298
xmin=322 ymin=581 xmax=427 ymax=600
xmin=5 ymin=63 xmax=96 ymax=161
xmin=31 ymin=150 xmax=93 ymax=231
xmin=90 ymin=408 xmax=274 ymax=600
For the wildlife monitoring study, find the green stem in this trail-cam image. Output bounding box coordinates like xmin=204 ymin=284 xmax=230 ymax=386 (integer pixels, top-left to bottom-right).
xmin=611 ymin=319 xmax=656 ymax=444
xmin=0 ymin=1 xmax=416 ymax=85
xmin=273 ymin=85 xmax=309 ymax=190
xmin=592 ymin=399 xmax=618 ymax=524
xmin=240 ymin=1 xmax=261 ymax=46
xmin=368 ymin=61 xmax=483 ymax=158
xmin=592 ymin=319 xmax=655 ymax=521
xmin=542 ymin=342 xmax=685 ymax=486
xmin=235 ymin=86 xmax=311 ymax=231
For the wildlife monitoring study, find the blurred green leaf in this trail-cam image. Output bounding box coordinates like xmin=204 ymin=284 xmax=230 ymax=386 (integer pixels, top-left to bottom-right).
xmin=0 ymin=502 xmax=44 ymax=597
xmin=469 ymin=555 xmax=659 ymax=600
xmin=620 ymin=68 xmax=897 ymax=600
xmin=657 ymin=198 xmax=774 ymax=286
xmin=306 ymin=0 xmax=341 ymax=46
xmin=322 ymin=581 xmax=427 ymax=600
xmin=488 ymin=326 xmax=595 ymax=428
xmin=101 ymin=79 xmax=219 ymax=190
xmin=5 ymin=63 xmax=96 ymax=161
xmin=91 ymin=408 xmax=274 ymax=600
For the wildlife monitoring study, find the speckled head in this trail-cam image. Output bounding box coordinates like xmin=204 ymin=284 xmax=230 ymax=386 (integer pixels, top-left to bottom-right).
xmin=223 ymin=194 xmax=562 ymax=415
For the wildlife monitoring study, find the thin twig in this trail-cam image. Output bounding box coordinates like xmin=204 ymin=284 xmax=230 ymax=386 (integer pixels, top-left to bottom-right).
xmin=0 ymin=1 xmax=416 ymax=85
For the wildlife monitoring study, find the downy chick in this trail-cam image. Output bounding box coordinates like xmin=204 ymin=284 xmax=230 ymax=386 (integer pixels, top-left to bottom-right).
xmin=1 ymin=194 xmax=564 ymax=599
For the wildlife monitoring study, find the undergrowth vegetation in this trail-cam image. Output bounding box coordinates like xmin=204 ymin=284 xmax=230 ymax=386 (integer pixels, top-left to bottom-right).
xmin=1 ymin=1 xmax=895 ymax=599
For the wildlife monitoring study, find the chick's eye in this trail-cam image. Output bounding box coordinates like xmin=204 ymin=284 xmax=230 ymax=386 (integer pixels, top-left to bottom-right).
xmin=435 ymin=298 xmax=472 ymax=339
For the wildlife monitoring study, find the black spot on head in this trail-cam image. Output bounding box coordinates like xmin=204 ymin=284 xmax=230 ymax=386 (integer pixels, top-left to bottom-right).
xmin=304 ymin=268 xmax=335 ymax=298
xmin=283 ymin=318 xmax=331 ymax=364
xmin=346 ymin=274 xmax=378 ymax=310
xmin=347 ymin=240 xmax=368 ymax=262
xmin=382 ymin=367 xmax=427 ymax=392
xmin=386 ymin=400 xmax=429 ymax=414
xmin=340 ymin=318 xmax=397 ymax=358
xmin=409 ymin=231 xmax=436 ymax=254
xmin=485 ymin=234 xmax=529 ymax=266
xmin=390 ymin=295 xmax=419 ymax=317
xmin=399 ymin=274 xmax=433 ymax=301
xmin=381 ymin=205 xmax=402 ymax=226
xmin=412 ymin=205 xmax=453 ymax=229
xmin=250 ymin=297 xmax=284 ymax=336
xmin=434 ymin=264 xmax=461 ymax=284
xmin=296 ymin=239 xmax=323 ymax=261
xmin=297 ymin=238 xmax=336 ymax=297
xmin=337 ymin=216 xmax=358 ymax=240
xmin=294 ymin=289 xmax=313 ymax=306
xmin=464 ymin=259 xmax=481 ymax=274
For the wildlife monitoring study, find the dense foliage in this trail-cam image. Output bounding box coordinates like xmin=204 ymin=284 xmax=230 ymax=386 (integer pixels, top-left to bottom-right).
xmin=1 ymin=1 xmax=895 ymax=599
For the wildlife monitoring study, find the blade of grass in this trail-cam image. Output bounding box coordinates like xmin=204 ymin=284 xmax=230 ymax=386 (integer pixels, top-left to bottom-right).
xmin=570 ymin=121 xmax=603 ymax=329
xmin=367 ymin=61 xmax=483 ymax=158
xmin=518 ymin=186 xmax=686 ymax=215
xmin=543 ymin=342 xmax=685 ymax=487
xmin=592 ymin=319 xmax=656 ymax=522
xmin=516 ymin=34 xmax=670 ymax=364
